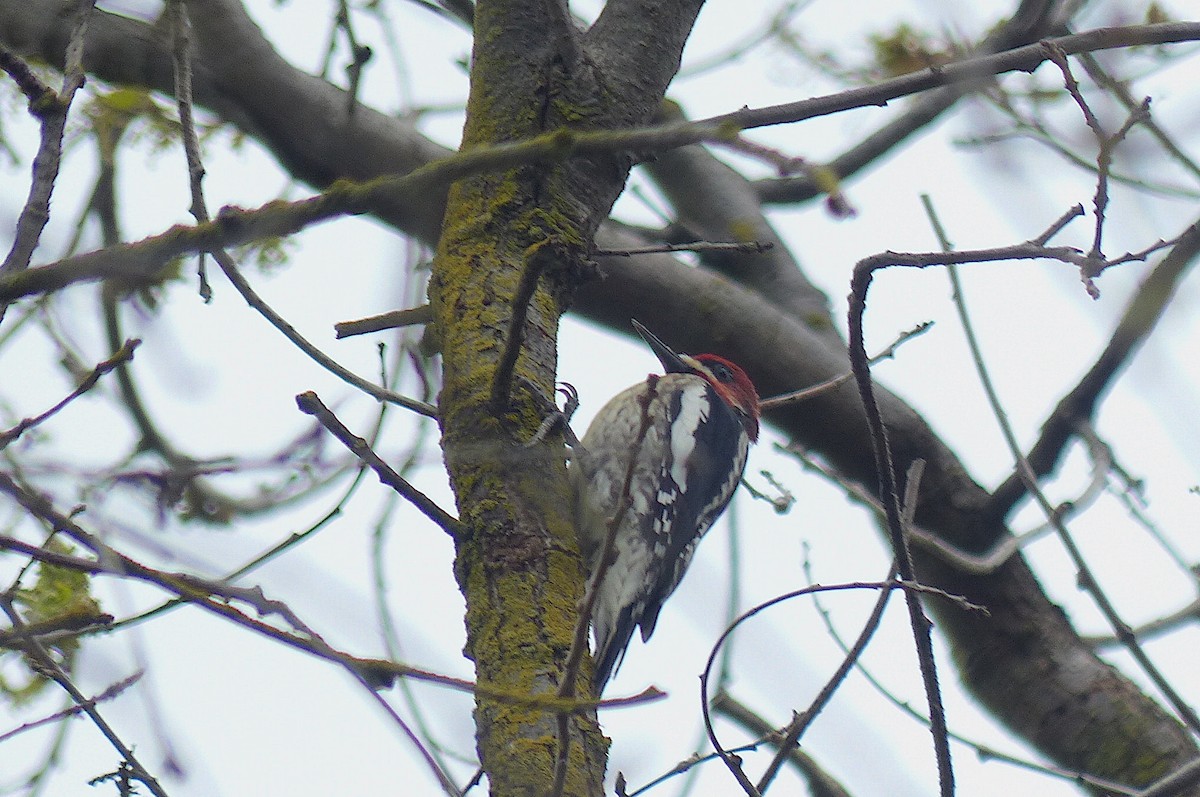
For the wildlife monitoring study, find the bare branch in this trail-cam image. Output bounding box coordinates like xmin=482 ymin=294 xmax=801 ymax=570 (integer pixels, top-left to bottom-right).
xmin=0 ymin=596 xmax=169 ymax=797
xmin=857 ymin=201 xmax=1200 ymax=740
xmin=168 ymin=0 xmax=213 ymax=300
xmin=0 ymin=671 xmax=141 ymax=744
xmin=295 ymin=391 xmax=459 ymax=536
xmin=754 ymin=0 xmax=1063 ymax=204
xmin=804 ymin=555 xmax=1141 ymax=796
xmin=760 ymin=323 xmax=931 ymax=411
xmin=592 ymin=240 xmax=774 ymax=257
xmin=700 ymin=580 xmax=981 ymax=796
xmin=1042 ymin=42 xmax=1152 ymax=262
xmin=0 ymin=531 xmax=635 ymax=718
xmin=989 ymin=217 xmax=1200 ymax=517
xmin=335 ymin=304 xmax=433 ymax=338
xmin=0 ymin=2 xmax=91 ymax=283
xmin=719 ymin=23 xmax=1200 ymax=135
xmin=217 ymin=253 xmax=437 ymax=415
xmin=715 ymin=693 xmax=854 ymax=797
xmin=0 ymin=338 xmax=139 ymax=450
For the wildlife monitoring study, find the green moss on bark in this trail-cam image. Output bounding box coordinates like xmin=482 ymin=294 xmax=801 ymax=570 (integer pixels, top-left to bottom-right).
xmin=430 ymin=113 xmax=607 ymax=797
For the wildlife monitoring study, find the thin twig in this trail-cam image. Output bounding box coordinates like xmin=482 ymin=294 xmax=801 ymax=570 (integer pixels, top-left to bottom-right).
xmin=330 ymin=0 xmax=371 ymax=117
xmin=759 ymin=322 xmax=932 ymax=411
xmin=804 ymin=552 xmax=1139 ymax=796
xmin=217 ymin=253 xmax=437 ymax=415
xmin=700 ymin=580 xmax=981 ymax=797
xmin=756 ymin=461 xmax=923 ymax=793
xmin=168 ymin=0 xmax=213 ymax=300
xmin=295 ymin=391 xmax=459 ymax=536
xmin=738 ymin=470 xmax=793 ymax=514
xmin=621 ymin=739 xmax=767 ymax=797
xmin=0 ymin=606 xmax=113 ymax=648
xmin=335 ymin=304 xmax=433 ymax=338
xmin=0 ymin=671 xmax=142 ymax=744
xmin=0 ymin=338 xmax=140 ymax=450
xmin=920 ymin=195 xmax=1200 ymax=734
xmin=1032 ymin=204 xmax=1086 ymax=246
xmin=1086 ymin=595 xmax=1200 ymax=649
xmin=0 ymin=2 xmax=92 ymax=282
xmin=755 ymin=561 xmax=898 ymax=794
xmin=958 ymin=124 xmax=1198 ymax=200
xmin=1084 ymin=417 xmax=1200 ymax=599
xmin=1042 ymin=43 xmax=1150 ymax=265
xmin=592 ymin=240 xmax=774 ymax=258
xmin=0 ymin=597 xmax=169 ymax=797
xmin=715 ymin=694 xmax=853 ymax=797
xmin=1075 ymin=48 xmax=1200 ymax=183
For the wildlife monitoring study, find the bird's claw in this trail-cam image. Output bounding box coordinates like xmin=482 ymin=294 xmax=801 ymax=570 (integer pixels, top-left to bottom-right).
xmin=523 ymin=380 xmax=582 ymax=449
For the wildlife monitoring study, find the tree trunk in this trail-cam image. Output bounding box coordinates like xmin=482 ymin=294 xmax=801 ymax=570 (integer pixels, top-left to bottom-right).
xmin=429 ymin=1 xmax=704 ymax=792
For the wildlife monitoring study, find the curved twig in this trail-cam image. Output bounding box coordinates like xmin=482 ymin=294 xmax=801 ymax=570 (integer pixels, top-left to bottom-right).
xmin=699 ymin=580 xmax=981 ymax=796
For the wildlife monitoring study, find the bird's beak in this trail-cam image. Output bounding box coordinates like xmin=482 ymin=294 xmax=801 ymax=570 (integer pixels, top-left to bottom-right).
xmin=632 ymin=319 xmax=691 ymax=374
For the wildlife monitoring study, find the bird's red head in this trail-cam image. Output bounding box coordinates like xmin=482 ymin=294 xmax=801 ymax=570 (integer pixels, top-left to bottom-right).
xmin=631 ymin=320 xmax=761 ymax=442
xmin=688 ymin=353 xmax=760 ymax=442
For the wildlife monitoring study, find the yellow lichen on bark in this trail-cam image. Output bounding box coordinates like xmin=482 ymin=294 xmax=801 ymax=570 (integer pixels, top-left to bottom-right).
xmin=429 ymin=97 xmax=607 ymax=797
xmin=425 ymin=3 xmax=633 ymax=792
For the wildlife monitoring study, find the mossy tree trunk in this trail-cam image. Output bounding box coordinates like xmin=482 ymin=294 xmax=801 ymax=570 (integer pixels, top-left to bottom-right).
xmin=427 ymin=1 xmax=705 ymax=793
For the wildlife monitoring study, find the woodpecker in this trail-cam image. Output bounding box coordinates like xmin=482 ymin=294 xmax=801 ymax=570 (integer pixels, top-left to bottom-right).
xmin=571 ymin=320 xmax=760 ymax=692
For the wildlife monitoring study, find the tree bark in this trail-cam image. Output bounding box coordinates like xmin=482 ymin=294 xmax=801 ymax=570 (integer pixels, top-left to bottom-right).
xmin=427 ymin=0 xmax=704 ymax=792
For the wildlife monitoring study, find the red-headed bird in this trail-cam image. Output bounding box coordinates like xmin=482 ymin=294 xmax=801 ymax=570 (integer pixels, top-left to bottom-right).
xmin=571 ymin=321 xmax=760 ymax=692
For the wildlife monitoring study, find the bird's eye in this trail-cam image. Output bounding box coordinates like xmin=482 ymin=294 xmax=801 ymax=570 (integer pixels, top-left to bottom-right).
xmin=710 ymin=363 xmax=734 ymax=383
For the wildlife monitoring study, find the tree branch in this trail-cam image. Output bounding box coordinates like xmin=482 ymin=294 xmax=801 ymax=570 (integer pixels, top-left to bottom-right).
xmin=989 ymin=216 xmax=1200 ymax=519
xmin=0 ymin=3 xmax=89 ymax=281
xmin=755 ymin=0 xmax=1063 ymax=204
xmin=295 ymin=391 xmax=460 ymax=536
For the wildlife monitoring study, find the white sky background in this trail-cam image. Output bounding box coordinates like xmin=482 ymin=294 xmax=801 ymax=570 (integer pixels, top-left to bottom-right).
xmin=2 ymin=0 xmax=1199 ymax=796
